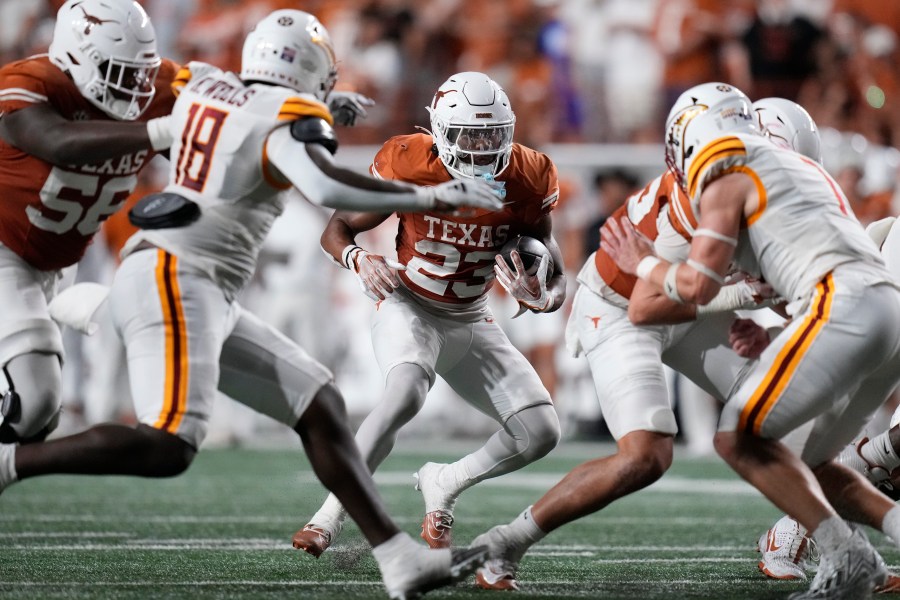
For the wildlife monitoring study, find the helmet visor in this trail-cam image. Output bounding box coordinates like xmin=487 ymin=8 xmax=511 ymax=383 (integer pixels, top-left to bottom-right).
xmin=101 ymin=55 xmax=161 ymax=119
xmin=447 ymin=125 xmax=514 ymax=165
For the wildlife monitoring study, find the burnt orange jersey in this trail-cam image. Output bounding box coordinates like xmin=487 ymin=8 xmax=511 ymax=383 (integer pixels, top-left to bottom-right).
xmin=371 ymin=133 xmax=559 ymax=305
xmin=594 ymin=170 xmax=689 ymax=299
xmin=0 ymin=55 xmax=178 ymax=271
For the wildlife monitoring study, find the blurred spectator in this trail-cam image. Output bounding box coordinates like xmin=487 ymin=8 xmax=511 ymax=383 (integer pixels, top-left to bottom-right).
xmin=535 ymin=0 xmax=584 ymax=141
xmin=600 ymin=0 xmax=663 ymax=143
xmin=734 ymin=0 xmax=824 ymax=100
xmin=653 ymin=0 xmax=749 ymax=119
xmin=583 ymin=169 xmax=639 ymax=259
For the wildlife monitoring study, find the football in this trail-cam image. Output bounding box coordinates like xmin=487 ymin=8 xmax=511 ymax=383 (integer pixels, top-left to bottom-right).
xmin=498 ymin=236 xmax=554 ymax=277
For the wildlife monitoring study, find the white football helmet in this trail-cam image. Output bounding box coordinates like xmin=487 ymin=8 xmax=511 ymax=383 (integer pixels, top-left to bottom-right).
xmin=664 ymin=82 xmax=756 ymax=189
xmin=49 ymin=0 xmax=161 ymax=121
xmin=427 ymin=72 xmax=515 ymax=180
xmin=241 ymin=10 xmax=338 ymax=101
xmin=752 ymin=97 xmax=822 ymax=163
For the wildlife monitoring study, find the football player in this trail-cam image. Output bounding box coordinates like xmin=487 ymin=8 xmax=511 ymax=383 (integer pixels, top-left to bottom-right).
xmin=0 ymin=0 xmax=178 ymax=444
xmin=465 ymin=89 xmax=792 ymax=591
xmin=292 ymin=72 xmax=566 ymax=557
xmin=602 ymin=82 xmax=900 ymax=598
xmin=0 ymin=10 xmax=502 ymax=599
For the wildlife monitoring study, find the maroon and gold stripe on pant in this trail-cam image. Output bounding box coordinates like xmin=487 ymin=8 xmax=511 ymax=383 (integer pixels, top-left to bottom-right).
xmin=153 ymin=249 xmax=189 ymax=433
xmin=738 ymin=274 xmax=835 ymax=435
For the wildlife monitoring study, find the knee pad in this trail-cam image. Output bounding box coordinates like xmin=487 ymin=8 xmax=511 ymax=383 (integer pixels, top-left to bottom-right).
xmin=508 ymin=404 xmax=561 ymax=461
xmin=0 ymin=355 xmax=62 ymax=442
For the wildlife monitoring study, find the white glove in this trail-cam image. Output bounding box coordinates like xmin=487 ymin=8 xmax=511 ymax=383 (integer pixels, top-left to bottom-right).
xmin=47 ymin=282 xmax=110 ymax=335
xmin=146 ymin=115 xmax=174 ymax=151
xmin=350 ymin=250 xmax=406 ymax=301
xmin=494 ymin=252 xmax=552 ymax=318
xmin=416 ymin=178 xmax=504 ymax=212
xmin=327 ymin=91 xmax=375 ymax=127
xmin=696 ymin=278 xmax=776 ymax=314
xmin=866 ymin=216 xmax=897 ymax=249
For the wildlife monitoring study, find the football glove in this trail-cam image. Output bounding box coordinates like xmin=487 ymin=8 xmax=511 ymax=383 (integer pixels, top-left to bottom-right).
xmin=416 ymin=178 xmax=504 ymax=212
xmin=327 ymin=91 xmax=375 ymax=127
xmin=350 ymin=250 xmax=406 ymax=302
xmin=494 ymin=251 xmax=552 ymax=318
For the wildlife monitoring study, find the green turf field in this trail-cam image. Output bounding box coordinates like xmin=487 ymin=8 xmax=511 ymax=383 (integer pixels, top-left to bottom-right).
xmin=1 ymin=440 xmax=896 ymax=599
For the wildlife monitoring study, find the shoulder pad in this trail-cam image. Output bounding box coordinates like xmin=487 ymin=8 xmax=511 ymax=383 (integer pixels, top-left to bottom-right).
xmin=290 ymin=117 xmax=338 ymax=155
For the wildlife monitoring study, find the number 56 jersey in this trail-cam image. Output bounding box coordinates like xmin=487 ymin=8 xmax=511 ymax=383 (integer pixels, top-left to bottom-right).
xmin=0 ymin=55 xmax=177 ymax=271
xmin=371 ymin=132 xmax=559 ymax=316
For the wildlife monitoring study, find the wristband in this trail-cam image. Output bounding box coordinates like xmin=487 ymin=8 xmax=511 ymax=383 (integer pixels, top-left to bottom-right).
xmin=146 ymin=115 xmax=173 ymax=151
xmin=663 ymin=262 xmax=684 ymax=304
xmin=341 ymin=244 xmax=363 ymax=270
xmin=636 ymin=256 xmax=661 ymax=281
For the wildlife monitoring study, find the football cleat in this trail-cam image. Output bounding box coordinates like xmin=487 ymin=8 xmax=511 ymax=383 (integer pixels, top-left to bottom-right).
xmin=379 ymin=538 xmax=488 ymax=600
xmin=788 ymin=526 xmax=886 ymax=600
xmin=292 ymin=522 xmax=340 ymax=558
xmin=420 ymin=510 xmax=454 ymax=549
xmin=757 ymin=516 xmax=816 ymax=580
xmin=838 ymin=438 xmax=894 ymax=489
xmin=475 ymin=558 xmax=519 ymax=591
xmin=471 ymin=524 xmax=529 ymax=591
xmin=414 ymin=462 xmax=463 ymax=548
xmin=876 ymin=572 xmax=900 ymax=593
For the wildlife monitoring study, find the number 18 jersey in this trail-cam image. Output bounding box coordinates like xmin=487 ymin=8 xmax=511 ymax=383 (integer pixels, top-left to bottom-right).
xmin=126 ymin=62 xmax=333 ymax=301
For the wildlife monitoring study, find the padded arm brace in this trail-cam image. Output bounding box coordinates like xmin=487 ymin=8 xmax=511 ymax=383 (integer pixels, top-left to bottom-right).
xmin=265 ymin=124 xmax=430 ymax=212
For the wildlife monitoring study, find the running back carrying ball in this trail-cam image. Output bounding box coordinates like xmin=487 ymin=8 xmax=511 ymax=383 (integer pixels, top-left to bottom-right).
xmin=498 ymin=235 xmax=554 ymax=276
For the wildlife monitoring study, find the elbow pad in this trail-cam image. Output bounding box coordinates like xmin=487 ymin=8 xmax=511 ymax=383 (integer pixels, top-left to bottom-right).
xmin=290 ymin=117 xmax=338 ymax=155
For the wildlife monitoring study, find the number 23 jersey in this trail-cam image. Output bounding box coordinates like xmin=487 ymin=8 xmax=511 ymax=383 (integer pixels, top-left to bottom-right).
xmin=371 ymin=133 xmax=559 ymax=309
xmin=0 ymin=54 xmax=177 ymax=271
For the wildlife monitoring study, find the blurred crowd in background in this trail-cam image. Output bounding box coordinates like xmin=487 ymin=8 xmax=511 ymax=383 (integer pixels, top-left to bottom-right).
xmin=3 ymin=0 xmax=900 ymax=451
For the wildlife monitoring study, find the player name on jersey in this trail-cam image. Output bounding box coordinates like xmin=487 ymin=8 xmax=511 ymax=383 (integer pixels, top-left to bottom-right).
xmin=72 ymin=150 xmax=150 ymax=176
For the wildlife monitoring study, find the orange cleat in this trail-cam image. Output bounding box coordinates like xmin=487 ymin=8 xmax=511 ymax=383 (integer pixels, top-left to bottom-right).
xmin=420 ymin=509 xmax=454 ymax=549
xmin=292 ymin=523 xmax=335 ymax=558
xmin=876 ymin=572 xmax=900 ymax=594
xmin=475 ymin=558 xmax=519 ymax=591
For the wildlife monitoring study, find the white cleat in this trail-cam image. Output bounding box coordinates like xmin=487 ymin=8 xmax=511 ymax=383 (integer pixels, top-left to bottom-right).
xmin=377 ymin=533 xmax=487 ymax=600
xmin=788 ymin=527 xmax=887 ymax=599
xmin=471 ymin=524 xmax=528 ymax=591
xmin=757 ymin=516 xmax=816 ymax=580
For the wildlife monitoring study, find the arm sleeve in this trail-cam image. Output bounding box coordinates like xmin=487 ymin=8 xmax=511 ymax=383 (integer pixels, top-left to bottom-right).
xmin=265 ymin=126 xmax=432 ymax=212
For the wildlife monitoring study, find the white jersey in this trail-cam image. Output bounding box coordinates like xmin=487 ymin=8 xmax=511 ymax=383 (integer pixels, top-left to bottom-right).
xmin=681 ymin=133 xmax=892 ymax=309
xmin=124 ymin=62 xmax=333 ymax=300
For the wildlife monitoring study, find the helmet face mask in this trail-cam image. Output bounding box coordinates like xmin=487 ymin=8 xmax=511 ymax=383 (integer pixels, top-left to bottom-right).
xmin=49 ymin=0 xmax=161 ymax=120
xmin=752 ymin=97 xmax=822 ymax=163
xmin=241 ymin=10 xmax=338 ymax=101
xmin=664 ymin=82 xmax=755 ymax=190
xmin=427 ymin=72 xmax=515 ymax=180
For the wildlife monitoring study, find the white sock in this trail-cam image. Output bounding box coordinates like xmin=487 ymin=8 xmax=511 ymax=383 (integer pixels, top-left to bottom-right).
xmin=861 ymin=431 xmax=900 ymax=471
xmin=506 ymin=506 xmax=547 ymax=546
xmin=0 ymin=444 xmax=17 ymax=490
xmin=310 ymin=493 xmax=346 ymax=528
xmin=811 ymin=516 xmax=852 ymax=555
xmin=881 ymin=506 xmax=900 ymax=545
xmin=439 ymin=460 xmax=473 ymax=495
xmin=372 ymin=532 xmax=416 ymax=566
